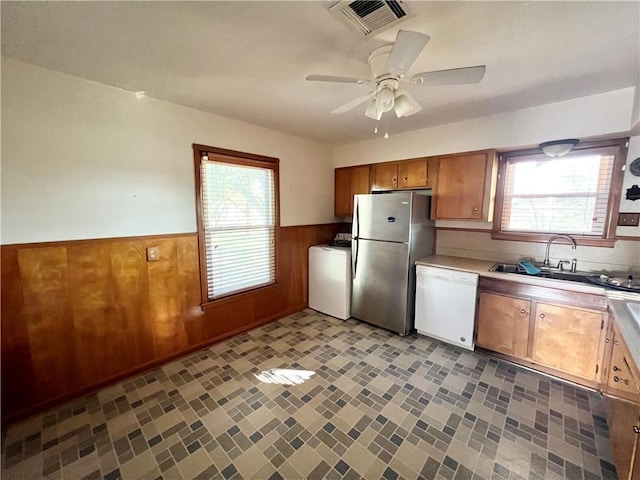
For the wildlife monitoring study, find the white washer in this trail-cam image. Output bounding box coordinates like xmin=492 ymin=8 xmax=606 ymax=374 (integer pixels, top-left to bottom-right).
xmin=309 ymin=245 xmax=352 ymax=319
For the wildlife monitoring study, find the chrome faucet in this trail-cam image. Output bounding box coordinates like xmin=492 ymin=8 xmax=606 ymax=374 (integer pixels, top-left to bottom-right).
xmin=543 ymin=235 xmax=577 ymax=269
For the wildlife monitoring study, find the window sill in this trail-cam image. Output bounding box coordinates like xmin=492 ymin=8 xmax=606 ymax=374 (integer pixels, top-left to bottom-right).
xmin=491 ymin=232 xmax=616 ymax=248
xmin=201 ymin=282 xmax=280 ymax=310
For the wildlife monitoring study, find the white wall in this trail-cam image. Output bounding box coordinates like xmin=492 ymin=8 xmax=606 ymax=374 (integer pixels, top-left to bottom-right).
xmin=1 ymin=58 xmax=336 ymax=244
xmin=333 ymin=87 xmax=635 ymax=166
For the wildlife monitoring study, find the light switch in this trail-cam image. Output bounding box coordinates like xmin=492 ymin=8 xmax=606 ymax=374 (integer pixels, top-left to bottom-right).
xmin=147 ymin=247 xmax=160 ymax=261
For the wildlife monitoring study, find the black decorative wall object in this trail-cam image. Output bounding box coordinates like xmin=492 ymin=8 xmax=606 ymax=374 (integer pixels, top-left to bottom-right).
xmin=626 ymin=185 xmax=640 ymax=201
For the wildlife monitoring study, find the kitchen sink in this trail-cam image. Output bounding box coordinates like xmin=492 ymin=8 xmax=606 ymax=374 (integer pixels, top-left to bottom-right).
xmin=489 ymin=263 xmax=594 ymax=285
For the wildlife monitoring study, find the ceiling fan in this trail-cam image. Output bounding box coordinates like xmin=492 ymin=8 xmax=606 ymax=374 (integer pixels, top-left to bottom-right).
xmin=306 ymin=30 xmax=486 ymax=120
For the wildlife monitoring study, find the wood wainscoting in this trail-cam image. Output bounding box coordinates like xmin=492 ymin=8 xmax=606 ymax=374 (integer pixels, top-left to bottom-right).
xmin=1 ymin=223 xmax=342 ymax=423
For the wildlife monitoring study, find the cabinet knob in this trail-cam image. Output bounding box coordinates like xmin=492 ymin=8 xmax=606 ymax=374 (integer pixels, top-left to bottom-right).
xmin=634 ymin=425 xmax=640 ymax=434
xmin=614 ymin=376 xmax=620 ymax=382
xmin=402 ymin=176 xmax=408 ymax=181
xmin=473 ymin=207 xmax=479 ymax=212
xmin=613 ymin=366 xmax=620 ymax=372
xmin=539 ymin=313 xmax=545 ymax=319
xmin=392 ymin=177 xmax=397 ymax=182
xmin=613 ymin=376 xmax=628 ymax=385
xmin=520 ymin=309 xmax=526 ymax=315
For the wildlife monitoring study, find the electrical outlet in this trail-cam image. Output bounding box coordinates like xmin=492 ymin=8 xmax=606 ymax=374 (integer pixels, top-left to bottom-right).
xmin=617 ymin=213 xmax=640 ymax=227
xmin=146 ymin=247 xmax=160 ymax=261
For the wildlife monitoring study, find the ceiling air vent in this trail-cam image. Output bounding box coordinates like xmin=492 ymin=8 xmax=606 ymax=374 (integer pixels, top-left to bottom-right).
xmin=329 ymin=0 xmax=414 ymax=36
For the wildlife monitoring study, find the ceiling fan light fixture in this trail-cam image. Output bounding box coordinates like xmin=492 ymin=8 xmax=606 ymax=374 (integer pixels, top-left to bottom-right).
xmin=365 ymin=98 xmax=381 ymax=120
xmin=539 ymin=139 xmax=579 ymax=157
xmin=376 ymin=86 xmax=395 ymax=113
xmin=394 ymin=93 xmax=414 ymax=117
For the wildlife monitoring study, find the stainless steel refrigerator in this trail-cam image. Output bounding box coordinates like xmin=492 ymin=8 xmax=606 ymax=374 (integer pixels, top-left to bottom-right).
xmin=351 ymin=192 xmax=434 ymax=335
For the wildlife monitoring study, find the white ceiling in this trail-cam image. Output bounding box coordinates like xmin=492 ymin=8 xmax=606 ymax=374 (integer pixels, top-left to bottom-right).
xmin=2 ymin=1 xmax=639 ymax=145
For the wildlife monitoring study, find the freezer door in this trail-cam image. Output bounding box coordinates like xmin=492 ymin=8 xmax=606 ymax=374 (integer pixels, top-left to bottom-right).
xmin=351 ymin=239 xmax=410 ymax=334
xmin=354 ymin=193 xmax=412 ymax=243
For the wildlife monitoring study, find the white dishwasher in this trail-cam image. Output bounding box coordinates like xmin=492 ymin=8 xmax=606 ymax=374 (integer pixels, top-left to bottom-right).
xmin=308 ymin=245 xmax=352 ymax=320
xmin=415 ymin=265 xmax=478 ymax=351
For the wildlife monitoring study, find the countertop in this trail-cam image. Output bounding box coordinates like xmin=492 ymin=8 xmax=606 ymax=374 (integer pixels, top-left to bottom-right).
xmin=415 ymin=255 xmax=606 ymax=294
xmin=415 ymin=254 xmax=640 ymax=369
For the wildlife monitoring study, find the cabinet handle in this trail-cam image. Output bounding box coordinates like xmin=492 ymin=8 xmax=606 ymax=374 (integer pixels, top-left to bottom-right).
xmin=539 ymin=313 xmax=545 ymax=319
xmin=520 ymin=309 xmax=526 ymax=315
xmin=634 ymin=425 xmax=640 ymax=434
xmin=613 ymin=366 xmax=620 ymax=372
xmin=613 ymin=376 xmax=630 ymax=385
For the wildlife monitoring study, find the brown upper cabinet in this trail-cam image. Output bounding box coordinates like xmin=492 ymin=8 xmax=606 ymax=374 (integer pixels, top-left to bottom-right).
xmin=371 ymin=158 xmax=431 ymax=191
xmin=334 ymin=165 xmax=370 ymax=216
xmin=433 ymin=150 xmax=498 ymax=220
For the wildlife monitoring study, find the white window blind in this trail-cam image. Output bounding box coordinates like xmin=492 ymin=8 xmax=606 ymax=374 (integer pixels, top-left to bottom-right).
xmin=200 ymin=159 xmax=276 ymax=299
xmin=500 ymin=148 xmax=616 ymax=236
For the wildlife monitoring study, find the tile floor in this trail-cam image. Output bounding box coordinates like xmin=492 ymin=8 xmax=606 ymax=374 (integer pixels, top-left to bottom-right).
xmin=1 ymin=309 xmax=618 ymax=480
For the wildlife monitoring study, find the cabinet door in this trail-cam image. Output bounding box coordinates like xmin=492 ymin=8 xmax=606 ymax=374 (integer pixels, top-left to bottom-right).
xmin=532 ymin=303 xmax=603 ymax=381
xmin=606 ymin=396 xmax=640 ymax=480
xmin=350 ymin=165 xmax=370 ymax=198
xmin=435 ymin=153 xmax=488 ymax=219
xmin=399 ymin=159 xmax=429 ymax=188
xmin=476 ymin=292 xmax=530 ymax=358
xmin=334 ymin=167 xmax=352 ymax=216
xmin=371 ymin=163 xmax=398 ymax=191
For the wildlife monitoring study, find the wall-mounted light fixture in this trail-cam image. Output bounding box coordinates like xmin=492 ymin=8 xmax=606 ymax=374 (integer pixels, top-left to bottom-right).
xmin=539 ymin=139 xmax=579 ymax=158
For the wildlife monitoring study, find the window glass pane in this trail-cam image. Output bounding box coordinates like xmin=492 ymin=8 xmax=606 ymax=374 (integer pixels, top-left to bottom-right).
xmin=509 ymin=156 xmax=601 ymax=195
xmin=500 ymin=150 xmax=615 ymax=236
xmin=200 ymin=158 xmax=276 ymax=300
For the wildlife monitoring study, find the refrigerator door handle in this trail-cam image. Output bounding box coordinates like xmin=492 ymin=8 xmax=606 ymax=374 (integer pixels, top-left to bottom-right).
xmin=352 ymin=196 xmax=359 ymax=279
xmin=353 ymin=196 xmax=359 ymax=239
xmin=352 ymin=238 xmax=358 ymax=279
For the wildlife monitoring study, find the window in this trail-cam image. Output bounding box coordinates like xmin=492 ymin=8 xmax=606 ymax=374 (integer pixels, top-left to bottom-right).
xmin=193 ymin=144 xmax=279 ymax=303
xmin=493 ymin=138 xmax=627 ymax=246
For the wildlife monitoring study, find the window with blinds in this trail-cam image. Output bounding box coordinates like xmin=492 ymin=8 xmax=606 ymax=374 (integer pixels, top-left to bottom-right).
xmin=195 ymin=146 xmax=278 ymax=301
xmin=496 ymin=141 xmax=625 ymax=242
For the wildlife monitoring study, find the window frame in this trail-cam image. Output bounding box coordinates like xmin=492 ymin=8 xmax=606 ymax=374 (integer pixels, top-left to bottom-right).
xmin=193 ymin=144 xmax=280 ymax=307
xmin=492 ymin=138 xmax=628 ymax=247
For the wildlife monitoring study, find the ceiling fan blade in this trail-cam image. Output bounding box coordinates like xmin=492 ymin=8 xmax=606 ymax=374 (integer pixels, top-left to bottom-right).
xmin=411 ymin=65 xmax=486 ymax=86
xmin=331 ymin=92 xmax=376 ymax=114
xmin=385 ymin=30 xmax=431 ymax=74
xmin=306 ymin=74 xmax=368 ymax=84
xmin=394 ymin=91 xmax=422 ymax=118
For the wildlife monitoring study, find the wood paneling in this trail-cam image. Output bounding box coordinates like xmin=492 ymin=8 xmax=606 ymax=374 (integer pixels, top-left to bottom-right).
xmin=1 ymin=223 xmax=341 ymax=423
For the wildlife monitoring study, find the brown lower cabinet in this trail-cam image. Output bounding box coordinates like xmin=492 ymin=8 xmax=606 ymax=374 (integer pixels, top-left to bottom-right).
xmin=604 ymin=321 xmax=640 ymax=480
xmin=476 ymin=278 xmax=606 ymax=385
xmin=606 ymin=397 xmax=640 ymax=480
xmin=531 ymin=302 xmax=603 ymax=381
xmin=476 ymin=292 xmax=530 ymax=358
